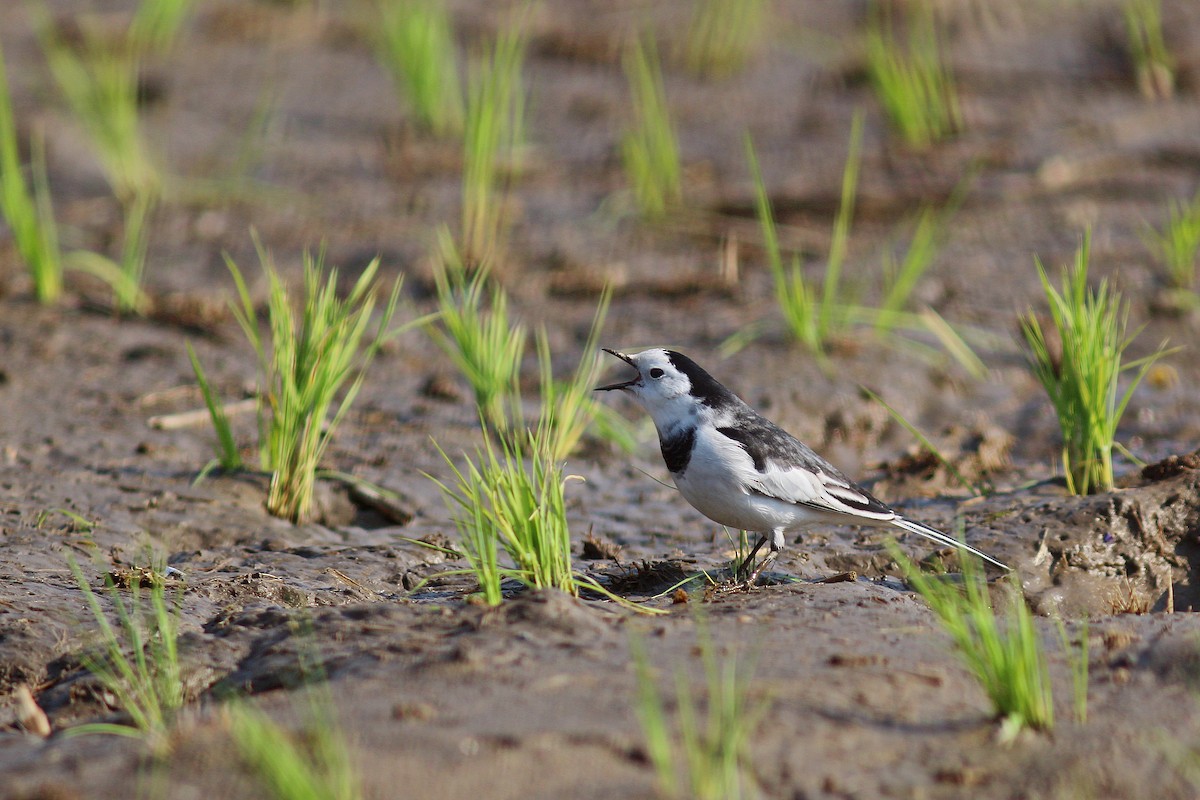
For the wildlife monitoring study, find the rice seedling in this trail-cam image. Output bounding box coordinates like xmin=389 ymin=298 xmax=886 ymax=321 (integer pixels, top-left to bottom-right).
xmin=371 ymin=0 xmax=463 ymax=138
xmin=1142 ymin=193 xmax=1200 ymax=292
xmin=0 ymin=39 xmax=62 ymax=304
xmin=461 ymin=22 xmax=526 ymax=267
xmin=35 ymin=7 xmax=165 ymax=312
xmin=682 ymin=0 xmax=768 ymax=78
xmin=187 ymin=342 xmax=244 ymax=478
xmin=889 ymin=542 xmax=1053 ymax=740
xmin=426 ymin=231 xmax=526 ymax=431
xmin=227 ymin=694 xmax=361 ymax=800
xmin=227 ymin=241 xmax=401 ymax=522
xmin=865 ymin=0 xmax=961 ymax=148
xmin=621 ymin=33 xmax=683 ymax=219
xmin=1020 ymin=233 xmax=1172 ymax=495
xmin=35 ymin=12 xmax=160 ymax=203
xmin=129 ymin=0 xmax=198 ymax=55
xmin=735 ymin=115 xmax=863 ymax=358
xmin=1123 ymin=0 xmax=1174 ymax=100
xmin=536 ymin=287 xmax=638 ymax=460
xmin=630 ymin=621 xmax=765 ymax=799
xmin=431 ymin=421 xmax=577 ymax=605
xmin=430 ymin=401 xmax=653 ymax=609
xmin=65 ymin=556 xmax=184 ymax=753
xmin=733 ymin=125 xmax=987 ymax=376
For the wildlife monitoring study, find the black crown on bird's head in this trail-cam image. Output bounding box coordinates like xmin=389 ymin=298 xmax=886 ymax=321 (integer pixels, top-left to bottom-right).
xmin=663 ymin=350 xmax=737 ymax=410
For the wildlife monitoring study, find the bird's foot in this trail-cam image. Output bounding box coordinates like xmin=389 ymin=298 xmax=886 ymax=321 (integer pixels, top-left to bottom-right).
xmin=740 ymin=551 xmax=777 ymax=589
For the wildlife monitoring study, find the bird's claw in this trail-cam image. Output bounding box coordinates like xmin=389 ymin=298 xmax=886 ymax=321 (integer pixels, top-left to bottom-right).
xmin=738 ymin=551 xmax=777 ymax=588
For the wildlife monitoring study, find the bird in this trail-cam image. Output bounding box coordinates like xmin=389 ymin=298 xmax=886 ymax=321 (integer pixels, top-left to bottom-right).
xmin=595 ymin=348 xmax=1009 ymax=583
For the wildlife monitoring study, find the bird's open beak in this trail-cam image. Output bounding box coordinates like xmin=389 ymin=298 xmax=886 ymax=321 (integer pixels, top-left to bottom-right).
xmin=595 ymin=348 xmax=639 ymax=391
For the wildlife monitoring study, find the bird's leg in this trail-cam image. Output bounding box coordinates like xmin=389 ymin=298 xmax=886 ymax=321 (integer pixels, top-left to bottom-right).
xmin=736 ymin=534 xmax=769 ymax=583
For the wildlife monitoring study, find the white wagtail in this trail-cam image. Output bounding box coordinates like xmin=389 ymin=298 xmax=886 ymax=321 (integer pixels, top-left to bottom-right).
xmin=596 ymin=348 xmax=1009 ymax=582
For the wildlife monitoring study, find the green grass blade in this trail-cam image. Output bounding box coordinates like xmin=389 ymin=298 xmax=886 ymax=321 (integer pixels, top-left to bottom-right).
xmin=819 ymin=110 xmax=864 ymax=340
xmin=917 ymin=307 xmax=987 ymax=379
xmin=861 ymin=385 xmax=982 ymax=495
xmin=186 ymin=342 xmax=243 ymax=472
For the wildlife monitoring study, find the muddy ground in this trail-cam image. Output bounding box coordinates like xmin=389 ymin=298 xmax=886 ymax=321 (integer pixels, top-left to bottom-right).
xmin=3 ymin=0 xmax=1200 ymax=797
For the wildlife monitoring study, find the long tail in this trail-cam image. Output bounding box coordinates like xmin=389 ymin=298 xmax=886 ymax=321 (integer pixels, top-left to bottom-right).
xmin=891 ymin=516 xmax=1010 ymax=571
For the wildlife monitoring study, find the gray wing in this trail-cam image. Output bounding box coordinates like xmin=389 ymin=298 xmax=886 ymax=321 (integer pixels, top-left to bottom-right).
xmin=716 ymin=414 xmax=895 ymax=521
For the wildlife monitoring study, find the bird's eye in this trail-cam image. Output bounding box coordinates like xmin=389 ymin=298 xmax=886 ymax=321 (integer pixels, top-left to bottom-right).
xmin=649 ymin=368 xmax=664 ymax=379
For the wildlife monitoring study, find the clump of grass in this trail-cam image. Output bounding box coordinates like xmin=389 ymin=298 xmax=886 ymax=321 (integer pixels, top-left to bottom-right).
xmin=865 ymin=0 xmax=961 ymax=148
xmin=0 ymin=39 xmax=62 ymax=304
xmin=431 ymin=421 xmax=577 ymax=605
xmin=622 ymin=33 xmax=682 ymax=219
xmin=36 ymin=14 xmax=159 ymax=203
xmin=371 ymin=0 xmax=463 ymax=138
xmin=1020 ymin=233 xmax=1171 ymax=495
xmin=733 ymin=121 xmax=985 ymax=375
xmin=430 ymin=389 xmax=648 ymax=609
xmin=65 ymin=557 xmax=184 ymax=753
xmin=461 ymin=22 xmax=526 ymax=267
xmin=682 ymin=0 xmax=768 ymax=78
xmin=1142 ymin=193 xmax=1200 ymax=293
xmin=224 ymin=240 xmax=401 ymax=522
xmin=631 ymin=621 xmax=764 ymax=799
xmin=36 ymin=10 xmax=162 ymax=313
xmin=426 ymin=231 xmax=526 ymax=431
xmin=889 ymin=543 xmax=1052 ymax=740
xmin=227 ymin=696 xmax=360 ymax=800
xmin=1123 ymin=0 xmax=1174 ymax=100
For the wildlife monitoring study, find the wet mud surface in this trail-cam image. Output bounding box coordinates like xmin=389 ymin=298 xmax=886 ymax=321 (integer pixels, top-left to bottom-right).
xmin=3 ymin=1 xmax=1200 ymax=797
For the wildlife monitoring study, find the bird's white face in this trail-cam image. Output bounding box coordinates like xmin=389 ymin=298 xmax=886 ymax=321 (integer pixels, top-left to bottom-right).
xmin=595 ymin=348 xmax=700 ymax=432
